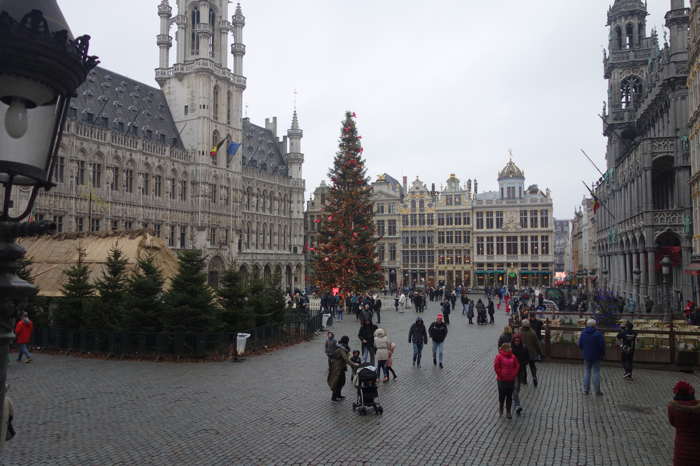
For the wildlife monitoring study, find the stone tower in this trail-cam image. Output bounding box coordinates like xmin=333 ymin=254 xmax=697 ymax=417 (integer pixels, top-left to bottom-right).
xmin=155 ymin=0 xmax=246 ymax=156
xmin=603 ymin=0 xmax=655 ymax=169
xmin=286 ymin=110 xmax=304 ymax=180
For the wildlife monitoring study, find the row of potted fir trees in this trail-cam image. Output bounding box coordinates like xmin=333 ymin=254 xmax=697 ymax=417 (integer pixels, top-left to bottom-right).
xmin=18 ymin=247 xmax=287 ymax=334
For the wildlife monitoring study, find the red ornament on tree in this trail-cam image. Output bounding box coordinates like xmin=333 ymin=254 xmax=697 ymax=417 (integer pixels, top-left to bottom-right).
xmin=352 ymin=112 xmax=357 ymax=117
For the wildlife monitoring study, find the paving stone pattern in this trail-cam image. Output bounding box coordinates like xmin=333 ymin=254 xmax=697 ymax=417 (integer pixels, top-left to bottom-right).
xmin=4 ymin=297 xmax=697 ymax=465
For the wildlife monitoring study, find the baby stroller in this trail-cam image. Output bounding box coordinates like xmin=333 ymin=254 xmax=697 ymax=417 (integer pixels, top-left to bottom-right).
xmin=352 ymin=365 xmax=383 ymax=415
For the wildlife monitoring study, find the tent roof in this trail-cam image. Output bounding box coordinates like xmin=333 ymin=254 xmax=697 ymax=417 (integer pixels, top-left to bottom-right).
xmin=18 ymin=230 xmax=180 ymax=297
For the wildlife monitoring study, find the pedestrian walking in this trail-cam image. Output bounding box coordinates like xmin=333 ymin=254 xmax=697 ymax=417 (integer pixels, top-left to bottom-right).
xmin=497 ymin=325 xmax=513 ymax=348
xmin=358 ymin=320 xmax=377 ymax=364
xmin=386 ymin=342 xmax=398 ymax=380
xmin=578 ymin=319 xmax=605 ymax=396
xmin=327 ymin=335 xmax=358 ymax=401
xmin=324 ymin=331 xmax=337 ymax=371
xmin=409 ymin=317 xmax=428 ymax=367
xmin=668 ymin=381 xmax=700 ymax=466
xmin=519 ymin=319 xmax=541 ymax=386
xmin=394 ymin=294 xmax=400 ymax=312
xmin=511 ymin=334 xmax=530 ymax=416
xmin=429 ymin=314 xmax=448 ymax=368
xmin=374 ymin=297 xmax=382 ymax=324
xmin=494 ymin=342 xmax=520 ymax=419
xmin=461 ymin=293 xmax=468 ymax=315
xmin=616 ymin=321 xmax=637 ymax=380
xmin=488 ymin=299 xmax=495 ymax=324
xmin=441 ymin=299 xmax=452 ymax=325
xmin=467 ymin=299 xmax=475 ymax=324
xmin=399 ymin=293 xmax=406 ymax=311
xmin=15 ymin=312 xmax=33 ymax=363
xmin=476 ymin=299 xmax=487 ymax=325
xmin=374 ymin=328 xmax=392 ymax=383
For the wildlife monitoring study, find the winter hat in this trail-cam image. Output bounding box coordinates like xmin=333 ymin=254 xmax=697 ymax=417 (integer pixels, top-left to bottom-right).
xmin=339 ymin=335 xmax=350 ymax=345
xmin=586 ymin=319 xmax=597 ymax=328
xmin=437 ymin=313 xmax=444 ymax=321
xmin=522 ymin=319 xmax=530 ymax=327
xmin=416 ymin=317 xmax=423 ymax=323
xmin=673 ymin=381 xmax=695 ymax=396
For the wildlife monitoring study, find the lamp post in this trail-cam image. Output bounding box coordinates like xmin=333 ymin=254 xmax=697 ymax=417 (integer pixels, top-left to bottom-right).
xmin=632 ymin=267 xmax=641 ymax=313
xmin=0 ymin=0 xmax=97 ymax=450
xmin=661 ymin=255 xmax=672 ymax=322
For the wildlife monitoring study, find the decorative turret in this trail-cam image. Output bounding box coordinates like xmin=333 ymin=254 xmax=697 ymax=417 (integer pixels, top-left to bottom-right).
xmin=156 ymin=0 xmax=173 ymax=72
xmin=287 ymin=110 xmax=303 ymax=179
xmin=666 ymin=0 xmax=689 ymax=63
xmin=498 ymin=154 xmax=525 ymax=199
xmin=232 ymin=3 xmax=246 ymax=75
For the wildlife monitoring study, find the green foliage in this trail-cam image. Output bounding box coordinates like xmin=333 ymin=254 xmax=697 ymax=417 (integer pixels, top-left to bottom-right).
xmin=245 ymin=278 xmax=287 ymax=327
xmin=218 ymin=268 xmax=251 ymax=331
xmin=90 ymin=245 xmax=129 ymax=330
xmin=56 ymin=248 xmax=94 ymax=329
xmin=312 ymin=111 xmax=384 ymax=294
xmin=122 ymin=255 xmax=165 ymax=332
xmin=162 ymin=250 xmax=218 ymax=333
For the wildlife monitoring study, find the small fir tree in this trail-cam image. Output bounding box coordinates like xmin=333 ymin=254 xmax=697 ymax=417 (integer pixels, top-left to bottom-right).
xmin=245 ymin=278 xmax=286 ymax=327
xmin=56 ymin=248 xmax=94 ymax=328
xmin=162 ymin=250 xmax=218 ymax=333
xmin=92 ymin=245 xmax=129 ymax=330
xmin=218 ymin=268 xmax=250 ymax=331
xmin=122 ymin=255 xmax=165 ymax=332
xmin=311 ymin=111 xmax=383 ymax=294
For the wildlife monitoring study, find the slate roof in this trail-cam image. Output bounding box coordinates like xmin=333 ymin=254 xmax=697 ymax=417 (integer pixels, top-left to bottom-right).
xmin=67 ymin=67 xmax=183 ymax=148
xmin=241 ymin=119 xmax=289 ymax=176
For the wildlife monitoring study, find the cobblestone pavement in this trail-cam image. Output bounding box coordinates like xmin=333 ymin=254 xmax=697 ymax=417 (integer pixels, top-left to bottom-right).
xmin=4 ymin=297 xmax=697 ymax=465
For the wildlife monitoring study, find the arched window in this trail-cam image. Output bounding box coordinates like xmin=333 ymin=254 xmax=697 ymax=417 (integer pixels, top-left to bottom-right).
xmin=620 ymin=76 xmax=642 ymax=110
xmin=246 ymin=186 xmax=252 ymax=210
xmin=262 ymin=223 xmax=267 ymax=249
xmin=256 ymin=222 xmax=260 ymax=248
xmin=209 ymin=10 xmax=216 ymax=57
xmin=615 ymin=26 xmax=623 ymax=50
xmin=625 ymin=23 xmax=634 ymax=49
xmin=226 ymin=91 xmax=232 ymax=124
xmin=246 ymin=221 xmax=251 ymax=248
xmin=213 ymin=86 xmax=219 ymax=121
xmin=278 ymin=223 xmax=282 ymax=249
xmin=268 ymin=224 xmax=273 ymax=249
xmin=191 ymin=7 xmax=200 ymax=55
xmin=256 ymin=189 xmax=261 ymax=211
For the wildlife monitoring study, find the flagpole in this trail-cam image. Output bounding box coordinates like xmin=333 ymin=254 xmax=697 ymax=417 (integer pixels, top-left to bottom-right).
xmin=580 ymin=149 xmax=606 ymax=178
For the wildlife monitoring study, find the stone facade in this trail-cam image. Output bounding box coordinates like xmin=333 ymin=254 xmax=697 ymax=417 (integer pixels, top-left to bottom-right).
xmin=472 ymin=160 xmax=555 ymax=289
xmin=570 ymin=199 xmax=598 ymax=289
xmin=595 ymin=0 xmax=692 ymax=307
xmin=689 ymin=0 xmax=700 ymax=280
xmin=554 ymin=219 xmax=570 ymax=275
xmin=11 ymin=1 xmax=306 ymax=291
xmin=305 ymin=160 xmax=553 ymax=291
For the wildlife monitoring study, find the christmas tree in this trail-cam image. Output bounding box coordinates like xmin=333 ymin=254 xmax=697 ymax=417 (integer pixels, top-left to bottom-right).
xmin=311 ymin=111 xmax=383 ymax=294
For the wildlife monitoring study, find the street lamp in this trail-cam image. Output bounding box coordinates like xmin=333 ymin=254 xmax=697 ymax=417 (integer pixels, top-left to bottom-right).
xmin=661 ymin=255 xmax=672 ymax=322
xmin=0 ymin=0 xmax=98 ymax=450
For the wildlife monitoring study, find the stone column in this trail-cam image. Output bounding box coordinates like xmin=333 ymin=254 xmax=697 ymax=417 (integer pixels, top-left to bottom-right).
xmin=640 ymin=249 xmax=648 ymax=297
xmin=647 ymin=249 xmax=656 ymax=302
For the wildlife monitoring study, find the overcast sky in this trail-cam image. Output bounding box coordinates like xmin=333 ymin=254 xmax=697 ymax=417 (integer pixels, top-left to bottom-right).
xmin=58 ymin=0 xmax=678 ymax=218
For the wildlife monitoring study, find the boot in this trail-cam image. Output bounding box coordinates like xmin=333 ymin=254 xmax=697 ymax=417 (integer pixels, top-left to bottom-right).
xmin=506 ymin=410 xmax=512 ymax=419
xmin=499 ymin=403 xmax=504 ymax=417
xmin=533 ymin=376 xmax=538 ymax=387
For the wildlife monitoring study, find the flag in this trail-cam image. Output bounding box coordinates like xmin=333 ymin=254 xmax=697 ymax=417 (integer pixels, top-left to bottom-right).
xmin=226 ymin=141 xmax=241 ymax=163
xmin=210 ymin=138 xmax=226 ymax=157
xmin=592 ymin=198 xmax=601 ymax=214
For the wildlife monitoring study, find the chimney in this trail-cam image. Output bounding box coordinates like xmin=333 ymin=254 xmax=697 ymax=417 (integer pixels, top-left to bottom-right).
xmin=265 ymin=117 xmax=278 ymax=136
xmin=402 ymin=176 xmax=407 ymax=193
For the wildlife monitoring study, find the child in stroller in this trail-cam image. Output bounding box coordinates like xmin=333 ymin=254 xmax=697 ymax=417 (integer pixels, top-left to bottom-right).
xmin=352 ymin=365 xmax=384 ymax=415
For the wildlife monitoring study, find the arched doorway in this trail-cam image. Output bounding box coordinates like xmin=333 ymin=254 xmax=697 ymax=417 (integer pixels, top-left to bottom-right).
xmin=655 ymin=230 xmax=682 ymax=310
xmin=294 ymin=264 xmax=303 ymax=292
xmin=263 ymin=264 xmax=272 ymax=284
xmin=285 ymin=265 xmax=293 ymax=293
xmin=252 ymin=264 xmax=261 ymax=281
xmin=274 ymin=265 xmax=283 ymax=289
xmin=239 ymin=264 xmax=249 ymax=284
xmin=208 ymin=256 xmax=225 ymax=288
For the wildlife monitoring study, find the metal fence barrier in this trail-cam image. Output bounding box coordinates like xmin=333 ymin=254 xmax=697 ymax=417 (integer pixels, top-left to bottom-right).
xmin=28 ymin=311 xmax=323 ymax=359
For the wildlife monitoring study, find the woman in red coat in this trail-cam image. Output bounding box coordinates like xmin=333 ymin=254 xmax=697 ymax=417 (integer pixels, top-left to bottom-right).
xmin=668 ymin=381 xmax=700 ymax=466
xmin=494 ymin=342 xmax=520 ymax=419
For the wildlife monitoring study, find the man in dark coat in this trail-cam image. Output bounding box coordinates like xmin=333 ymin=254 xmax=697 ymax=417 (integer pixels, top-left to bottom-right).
xmin=358 ymin=320 xmax=377 ymax=364
xmin=327 ymin=336 xmax=357 ymax=401
xmin=487 ymin=299 xmax=495 ymax=324
xmin=408 ymin=317 xmax=428 ymax=367
xmin=441 ymin=299 xmax=451 ymax=325
xmin=374 ymin=297 xmax=382 ymax=324
xmin=429 ymin=314 xmax=448 ymax=368
xmin=616 ymin=321 xmax=638 ymax=380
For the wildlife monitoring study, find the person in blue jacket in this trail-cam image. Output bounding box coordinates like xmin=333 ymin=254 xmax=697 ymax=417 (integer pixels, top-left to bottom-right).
xmin=578 ymin=319 xmax=606 ymax=396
